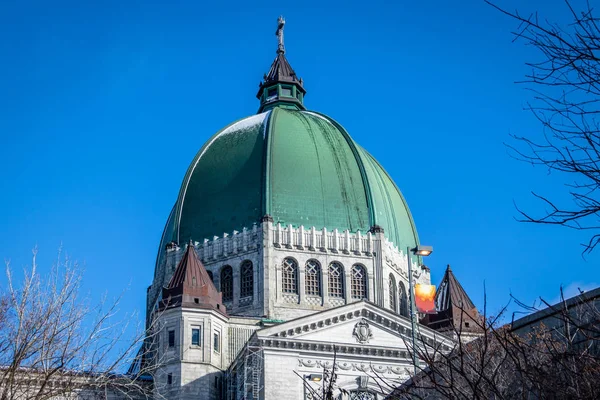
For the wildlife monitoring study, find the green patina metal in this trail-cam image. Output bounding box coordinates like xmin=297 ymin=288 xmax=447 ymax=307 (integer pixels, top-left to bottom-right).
xmin=355 ymin=145 xmax=420 ymax=249
xmin=157 ymin=107 xmax=420 ymax=259
xmin=268 ymin=108 xmax=370 ymax=232
xmin=155 ymin=18 xmax=419 ymax=265
xmin=260 ymin=318 xmax=285 ymax=323
xmin=171 ymin=114 xmax=268 ymax=244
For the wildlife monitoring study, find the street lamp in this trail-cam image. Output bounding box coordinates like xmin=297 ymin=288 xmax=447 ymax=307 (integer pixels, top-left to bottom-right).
xmin=412 ymin=245 xmax=433 ymax=257
xmin=302 ymin=373 xmax=323 ymax=399
xmin=407 ymin=245 xmax=433 ymax=377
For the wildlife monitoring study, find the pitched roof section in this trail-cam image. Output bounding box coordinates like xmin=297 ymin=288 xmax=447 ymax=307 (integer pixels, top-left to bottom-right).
xmin=422 ymin=265 xmax=481 ymax=336
xmin=261 ymin=53 xmax=305 ymax=91
xmin=436 ymin=265 xmax=476 ymax=311
xmin=161 ymin=242 xmax=227 ymax=316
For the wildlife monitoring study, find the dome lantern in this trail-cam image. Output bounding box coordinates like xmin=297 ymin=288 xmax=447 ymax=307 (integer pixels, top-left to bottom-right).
xmin=256 ymin=16 xmax=306 ymax=113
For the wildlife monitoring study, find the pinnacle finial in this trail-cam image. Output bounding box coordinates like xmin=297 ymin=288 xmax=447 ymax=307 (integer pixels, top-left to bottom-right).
xmin=276 ymin=16 xmax=285 ymax=54
xmin=447 ymin=264 xmax=452 ymax=271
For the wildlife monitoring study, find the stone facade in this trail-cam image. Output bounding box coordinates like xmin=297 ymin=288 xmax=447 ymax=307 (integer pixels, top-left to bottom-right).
xmin=149 ymin=221 xmax=431 ymax=322
xmin=224 ymin=301 xmax=454 ymax=400
xmin=150 ymin=221 xmax=437 ymax=399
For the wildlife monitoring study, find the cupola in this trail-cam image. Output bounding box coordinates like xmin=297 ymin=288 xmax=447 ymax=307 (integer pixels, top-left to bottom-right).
xmin=256 ymin=16 xmax=306 ymax=113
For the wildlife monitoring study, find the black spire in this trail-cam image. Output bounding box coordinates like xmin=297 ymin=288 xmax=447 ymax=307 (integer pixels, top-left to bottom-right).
xmin=257 ymin=16 xmax=306 ymax=113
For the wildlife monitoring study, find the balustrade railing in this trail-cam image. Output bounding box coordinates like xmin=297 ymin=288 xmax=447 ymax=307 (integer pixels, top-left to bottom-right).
xmin=273 ymin=223 xmax=374 ymax=255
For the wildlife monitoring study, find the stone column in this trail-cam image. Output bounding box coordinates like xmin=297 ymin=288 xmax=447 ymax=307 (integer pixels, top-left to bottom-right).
xmin=232 ymin=267 xmax=240 ymax=311
xmin=299 ymin=260 xmax=306 ymax=306
xmin=261 ymin=215 xmax=274 ymax=317
xmin=370 ymin=225 xmax=385 ymax=307
xmin=344 ymin=269 xmax=352 ymax=303
xmin=322 ymin=264 xmax=329 ymax=307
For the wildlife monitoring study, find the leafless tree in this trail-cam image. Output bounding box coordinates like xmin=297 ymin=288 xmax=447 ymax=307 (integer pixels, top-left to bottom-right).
xmin=0 ymin=248 xmax=166 ymax=400
xmin=390 ymin=288 xmax=600 ymax=399
xmin=488 ymin=0 xmax=600 ymax=253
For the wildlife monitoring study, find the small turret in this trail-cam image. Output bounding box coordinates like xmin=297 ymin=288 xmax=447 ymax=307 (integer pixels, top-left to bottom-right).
xmin=154 ymin=242 xmax=228 ymax=399
xmin=256 ymin=16 xmax=306 ymax=113
xmin=422 ymin=265 xmax=483 ymax=340
xmin=161 ymin=241 xmax=227 ymax=316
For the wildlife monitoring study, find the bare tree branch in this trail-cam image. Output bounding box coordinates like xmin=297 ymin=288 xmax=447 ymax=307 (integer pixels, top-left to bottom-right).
xmin=0 ymin=249 xmax=167 ymax=400
xmin=486 ymin=0 xmax=600 ymax=253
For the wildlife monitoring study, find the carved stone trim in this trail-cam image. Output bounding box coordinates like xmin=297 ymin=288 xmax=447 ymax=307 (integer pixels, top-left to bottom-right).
xmin=297 ymin=357 xmax=411 ymax=379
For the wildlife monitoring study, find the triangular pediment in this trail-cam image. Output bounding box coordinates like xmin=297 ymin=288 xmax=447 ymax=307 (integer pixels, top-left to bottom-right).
xmin=257 ymin=300 xmax=454 ymax=351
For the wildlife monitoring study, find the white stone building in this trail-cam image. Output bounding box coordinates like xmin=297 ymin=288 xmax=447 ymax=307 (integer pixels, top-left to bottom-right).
xmin=141 ymin=17 xmax=477 ymax=400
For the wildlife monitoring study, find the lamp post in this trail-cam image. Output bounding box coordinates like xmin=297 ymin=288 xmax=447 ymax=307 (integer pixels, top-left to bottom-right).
xmin=407 ymin=245 xmax=433 ymax=377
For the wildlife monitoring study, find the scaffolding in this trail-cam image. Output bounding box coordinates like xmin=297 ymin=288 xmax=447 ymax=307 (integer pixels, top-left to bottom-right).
xmin=225 ymin=338 xmax=264 ymax=400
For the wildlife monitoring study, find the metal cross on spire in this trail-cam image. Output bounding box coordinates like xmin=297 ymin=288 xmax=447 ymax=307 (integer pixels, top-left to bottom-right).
xmin=276 ymin=16 xmax=285 ymax=54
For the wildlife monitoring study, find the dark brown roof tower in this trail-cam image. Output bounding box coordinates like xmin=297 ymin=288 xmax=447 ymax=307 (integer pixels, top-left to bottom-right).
xmin=256 ymin=16 xmax=306 ymax=112
xmin=161 ymin=242 xmax=227 ymax=316
xmin=422 ymin=265 xmax=482 ymax=335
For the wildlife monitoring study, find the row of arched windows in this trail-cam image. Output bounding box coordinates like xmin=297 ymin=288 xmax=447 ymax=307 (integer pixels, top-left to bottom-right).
xmin=216 ymin=261 xmax=254 ymax=303
xmin=388 ymin=274 xmax=409 ymax=317
xmin=282 ymin=258 xmax=368 ymax=300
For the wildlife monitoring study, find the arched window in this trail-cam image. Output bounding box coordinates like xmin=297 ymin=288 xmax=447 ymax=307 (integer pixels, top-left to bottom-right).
xmin=389 ymin=274 xmax=397 ymax=312
xmin=328 ymin=262 xmax=344 ymax=298
xmin=240 ymin=260 xmax=253 ymax=299
xmin=351 ymin=264 xmax=367 ymax=299
xmin=282 ymin=258 xmax=298 ymax=294
xmin=220 ymin=265 xmax=233 ymax=302
xmin=399 ymin=282 xmax=409 ymax=317
xmin=305 ymin=260 xmax=322 ymax=296
xmin=207 ymin=271 xmax=214 ymax=283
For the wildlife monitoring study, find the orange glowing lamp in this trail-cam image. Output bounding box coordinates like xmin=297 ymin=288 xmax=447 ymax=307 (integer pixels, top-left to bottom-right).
xmin=415 ymin=284 xmax=437 ymax=314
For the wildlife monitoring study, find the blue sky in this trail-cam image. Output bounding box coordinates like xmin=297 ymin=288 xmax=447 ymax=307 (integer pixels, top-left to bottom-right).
xmin=0 ymin=0 xmax=597 ymax=325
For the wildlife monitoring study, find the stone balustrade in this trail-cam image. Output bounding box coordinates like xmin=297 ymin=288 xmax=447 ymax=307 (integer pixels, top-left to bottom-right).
xmin=194 ymin=224 xmax=261 ymax=262
xmin=272 ymin=223 xmax=375 ymax=255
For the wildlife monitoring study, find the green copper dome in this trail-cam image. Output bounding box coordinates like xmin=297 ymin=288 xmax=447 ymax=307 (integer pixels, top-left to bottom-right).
xmin=157 ymin=107 xmax=419 ymax=257
xmin=155 ymin=18 xmax=420 ymax=270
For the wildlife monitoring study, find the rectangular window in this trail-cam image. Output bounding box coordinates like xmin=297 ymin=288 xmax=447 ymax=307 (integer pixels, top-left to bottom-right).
xmin=167 ymin=373 xmax=172 ymax=385
xmin=266 ymin=88 xmax=277 ymax=100
xmin=168 ymin=329 xmax=175 ymax=348
xmin=281 ymin=86 xmax=292 ymax=97
xmin=213 ymin=331 xmax=220 ymax=353
xmin=191 ymin=328 xmax=201 ymax=346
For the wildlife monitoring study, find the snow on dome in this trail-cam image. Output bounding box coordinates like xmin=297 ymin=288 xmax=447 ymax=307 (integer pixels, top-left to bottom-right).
xmin=304 ymin=111 xmax=332 ymax=123
xmin=220 ymin=111 xmax=270 ymax=136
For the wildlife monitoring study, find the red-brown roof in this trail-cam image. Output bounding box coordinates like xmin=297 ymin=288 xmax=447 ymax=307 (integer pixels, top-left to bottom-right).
xmin=161 ymin=243 xmax=227 ymax=316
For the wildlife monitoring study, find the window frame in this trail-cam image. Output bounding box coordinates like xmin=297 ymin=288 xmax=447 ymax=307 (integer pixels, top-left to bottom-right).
xmin=213 ymin=331 xmax=221 ymax=353
xmin=305 ymin=259 xmax=322 ymax=296
xmin=191 ymin=327 xmax=201 ymax=347
xmin=280 ymin=85 xmax=293 ymax=97
xmin=240 ymin=260 xmax=254 ymax=299
xmin=351 ymin=264 xmax=368 ymax=299
xmin=399 ymin=282 xmax=409 ymax=317
xmin=282 ymin=258 xmax=299 ymax=294
xmin=168 ymin=329 xmax=175 ymax=348
xmin=328 ymin=262 xmax=345 ymax=298
xmin=389 ymin=274 xmax=397 ymax=313
xmin=220 ymin=265 xmax=233 ymax=302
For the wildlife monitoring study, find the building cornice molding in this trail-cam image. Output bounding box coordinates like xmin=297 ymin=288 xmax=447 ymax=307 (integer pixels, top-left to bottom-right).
xmin=257 ymin=301 xmax=454 ymax=350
